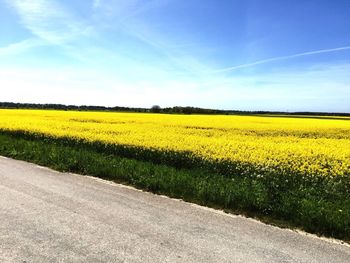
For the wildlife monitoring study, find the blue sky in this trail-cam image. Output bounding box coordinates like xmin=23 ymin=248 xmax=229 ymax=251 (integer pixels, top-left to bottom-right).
xmin=1 ymin=0 xmax=350 ymax=112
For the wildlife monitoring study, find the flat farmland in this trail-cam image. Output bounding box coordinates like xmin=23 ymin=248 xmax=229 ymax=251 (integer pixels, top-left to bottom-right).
xmin=0 ymin=109 xmax=349 ymax=240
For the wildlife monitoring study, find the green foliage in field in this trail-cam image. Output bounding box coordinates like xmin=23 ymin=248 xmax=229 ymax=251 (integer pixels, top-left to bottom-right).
xmin=0 ymin=132 xmax=349 ymax=241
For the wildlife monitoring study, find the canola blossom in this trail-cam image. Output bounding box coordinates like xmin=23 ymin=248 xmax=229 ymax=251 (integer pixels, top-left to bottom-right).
xmin=0 ymin=109 xmax=350 ymax=178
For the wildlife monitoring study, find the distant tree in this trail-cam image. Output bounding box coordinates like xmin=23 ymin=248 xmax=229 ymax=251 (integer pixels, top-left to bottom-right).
xmin=182 ymin=106 xmax=194 ymax=114
xmin=150 ymin=105 xmax=161 ymax=113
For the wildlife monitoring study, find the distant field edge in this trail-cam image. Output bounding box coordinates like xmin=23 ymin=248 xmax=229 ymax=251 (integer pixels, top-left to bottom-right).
xmin=0 ymin=131 xmax=349 ymax=242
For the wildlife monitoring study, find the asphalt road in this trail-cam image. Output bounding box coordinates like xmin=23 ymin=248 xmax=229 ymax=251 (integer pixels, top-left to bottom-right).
xmin=0 ymin=156 xmax=349 ymax=263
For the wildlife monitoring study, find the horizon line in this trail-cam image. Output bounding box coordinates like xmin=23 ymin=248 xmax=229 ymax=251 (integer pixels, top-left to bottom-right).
xmin=0 ymin=101 xmax=349 ymax=115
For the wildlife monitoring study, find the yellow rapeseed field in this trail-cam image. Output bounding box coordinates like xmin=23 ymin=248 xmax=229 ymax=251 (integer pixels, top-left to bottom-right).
xmin=0 ymin=109 xmax=350 ymax=178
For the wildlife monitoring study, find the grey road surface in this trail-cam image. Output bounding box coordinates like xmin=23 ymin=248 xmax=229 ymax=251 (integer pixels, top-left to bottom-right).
xmin=0 ymin=156 xmax=349 ymax=263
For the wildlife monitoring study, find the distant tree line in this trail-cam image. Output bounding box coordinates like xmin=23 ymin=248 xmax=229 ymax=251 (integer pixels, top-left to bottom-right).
xmin=1 ymin=102 xmax=349 ymax=116
xmin=0 ymin=102 xmax=148 ymax=113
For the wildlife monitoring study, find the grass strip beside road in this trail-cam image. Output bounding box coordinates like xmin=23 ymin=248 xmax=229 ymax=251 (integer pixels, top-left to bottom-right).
xmin=0 ymin=131 xmax=349 ymax=241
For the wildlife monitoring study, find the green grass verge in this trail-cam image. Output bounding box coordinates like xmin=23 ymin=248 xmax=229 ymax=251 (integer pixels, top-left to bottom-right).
xmin=0 ymin=131 xmax=349 ymax=241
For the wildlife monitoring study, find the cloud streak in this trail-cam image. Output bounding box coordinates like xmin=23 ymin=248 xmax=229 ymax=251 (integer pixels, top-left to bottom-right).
xmin=7 ymin=0 xmax=208 ymax=77
xmin=214 ymin=46 xmax=350 ymax=73
xmin=91 ymin=0 xmax=209 ymax=76
xmin=7 ymin=0 xmax=91 ymax=44
xmin=0 ymin=38 xmax=44 ymax=56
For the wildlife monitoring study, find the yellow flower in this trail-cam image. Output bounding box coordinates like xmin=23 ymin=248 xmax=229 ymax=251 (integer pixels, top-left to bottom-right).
xmin=0 ymin=109 xmax=349 ymax=178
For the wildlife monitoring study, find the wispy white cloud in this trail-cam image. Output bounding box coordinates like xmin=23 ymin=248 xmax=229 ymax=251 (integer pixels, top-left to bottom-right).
xmin=0 ymin=38 xmax=44 ymax=56
xmin=7 ymin=0 xmax=198 ymax=74
xmin=213 ymin=46 xmax=350 ymax=73
xmin=119 ymin=24 xmax=210 ymax=75
xmin=91 ymin=0 xmax=209 ymax=75
xmin=6 ymin=0 xmax=92 ymax=44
